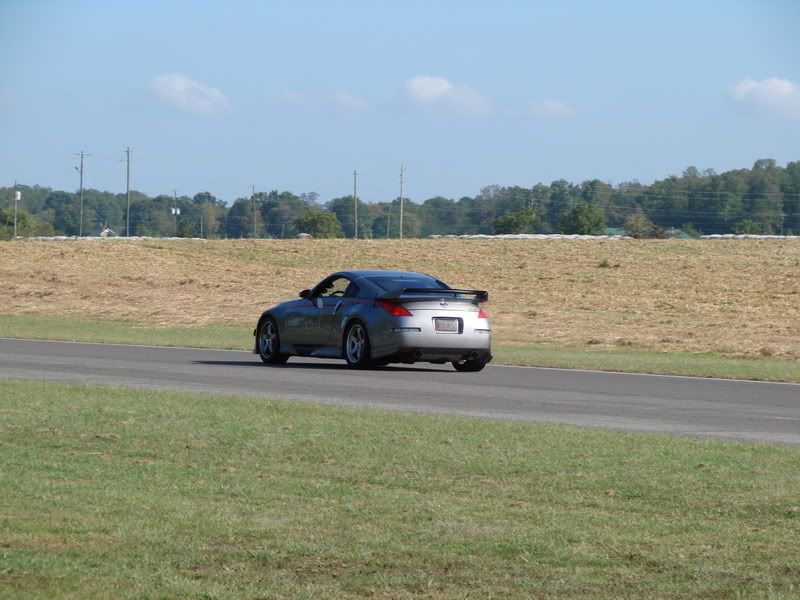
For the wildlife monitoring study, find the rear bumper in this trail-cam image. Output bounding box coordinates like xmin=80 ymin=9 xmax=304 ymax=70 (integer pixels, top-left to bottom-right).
xmin=387 ymin=346 xmax=493 ymax=365
xmin=372 ymin=326 xmax=491 ymax=364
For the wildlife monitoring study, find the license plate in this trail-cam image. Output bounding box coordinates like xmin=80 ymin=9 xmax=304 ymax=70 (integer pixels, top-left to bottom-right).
xmin=433 ymin=317 xmax=460 ymax=333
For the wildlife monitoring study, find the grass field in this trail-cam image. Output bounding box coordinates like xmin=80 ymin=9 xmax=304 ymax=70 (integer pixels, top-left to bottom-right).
xmin=2 ymin=379 xmax=799 ymax=599
xmin=1 ymin=237 xmax=799 ymax=379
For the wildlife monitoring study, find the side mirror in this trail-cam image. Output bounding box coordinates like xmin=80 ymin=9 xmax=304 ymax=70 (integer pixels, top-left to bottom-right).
xmin=299 ymin=289 xmax=311 ymax=299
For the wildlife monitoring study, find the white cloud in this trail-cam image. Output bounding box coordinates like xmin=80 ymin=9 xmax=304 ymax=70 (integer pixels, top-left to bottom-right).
xmin=528 ymin=99 xmax=575 ymax=120
xmin=150 ymin=73 xmax=228 ymax=114
xmin=404 ymin=75 xmax=490 ymax=115
xmin=732 ymin=77 xmax=800 ymax=119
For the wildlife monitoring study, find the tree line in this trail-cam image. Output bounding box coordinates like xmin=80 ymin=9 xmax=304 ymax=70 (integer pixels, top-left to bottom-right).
xmin=2 ymin=159 xmax=799 ymax=240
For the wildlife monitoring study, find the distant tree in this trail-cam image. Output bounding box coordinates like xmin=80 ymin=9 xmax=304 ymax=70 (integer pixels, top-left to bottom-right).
xmin=558 ymin=203 xmax=606 ymax=235
xmin=197 ymin=203 xmax=219 ymax=238
xmin=300 ymin=192 xmax=320 ymax=205
xmin=493 ymin=207 xmax=540 ymax=234
xmin=370 ymin=212 xmax=392 ymax=239
xmin=782 ymin=161 xmax=800 ymax=234
xmin=225 ymin=198 xmax=259 ymax=238
xmin=733 ymin=218 xmax=771 ymax=235
xmin=175 ymin=218 xmax=193 ymax=238
xmin=294 ymin=209 xmax=344 ymax=238
xmin=746 ymin=166 xmax=783 ymax=233
xmin=326 ymin=195 xmax=372 ymax=238
xmin=398 ymin=210 xmax=421 ymax=238
xmin=44 ymin=191 xmax=79 ymax=235
xmin=88 ymin=191 xmax=123 ymax=233
xmin=546 ymin=179 xmax=581 ymax=231
xmin=370 ymin=200 xmax=421 ymax=238
xmin=0 ymin=207 xmax=54 ymax=239
xmin=419 ymin=196 xmax=461 ymax=236
xmin=753 ymin=158 xmax=777 ymax=172
xmin=259 ymin=191 xmax=312 ymax=238
xmin=624 ymin=209 xmax=664 ymax=238
xmin=682 ymin=166 xmax=701 ymax=179
xmin=193 ymin=191 xmax=222 ymax=206
xmin=4 ymin=158 xmax=798 ymax=238
xmin=682 ymin=223 xmax=702 ymax=239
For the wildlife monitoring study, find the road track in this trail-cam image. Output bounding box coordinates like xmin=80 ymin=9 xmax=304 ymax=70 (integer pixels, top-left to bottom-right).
xmin=2 ymin=338 xmax=799 ymax=445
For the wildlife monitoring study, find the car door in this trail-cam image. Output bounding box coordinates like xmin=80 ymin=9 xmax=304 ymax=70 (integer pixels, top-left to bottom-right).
xmin=295 ymin=276 xmax=352 ymax=350
xmin=320 ymin=279 xmax=360 ymax=348
xmin=280 ymin=295 xmax=317 ymax=349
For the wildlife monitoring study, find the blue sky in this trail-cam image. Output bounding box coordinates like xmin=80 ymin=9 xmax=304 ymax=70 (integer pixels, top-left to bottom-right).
xmin=1 ymin=0 xmax=798 ymax=204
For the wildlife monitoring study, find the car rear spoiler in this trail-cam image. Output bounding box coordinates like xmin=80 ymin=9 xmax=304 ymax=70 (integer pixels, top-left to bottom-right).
xmin=378 ymin=288 xmax=489 ymax=303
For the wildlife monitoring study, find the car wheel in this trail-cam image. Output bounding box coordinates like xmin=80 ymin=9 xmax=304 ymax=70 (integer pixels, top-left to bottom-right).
xmin=344 ymin=321 xmax=372 ymax=368
xmin=452 ymin=356 xmax=487 ymax=372
xmin=257 ymin=318 xmax=289 ymax=364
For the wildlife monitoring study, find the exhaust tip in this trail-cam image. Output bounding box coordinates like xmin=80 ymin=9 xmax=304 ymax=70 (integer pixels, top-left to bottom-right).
xmin=414 ymin=350 xmax=423 ymax=359
xmin=467 ymin=351 xmax=479 ymax=360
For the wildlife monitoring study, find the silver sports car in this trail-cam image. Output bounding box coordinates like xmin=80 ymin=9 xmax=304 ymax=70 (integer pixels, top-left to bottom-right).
xmin=253 ymin=270 xmax=492 ymax=371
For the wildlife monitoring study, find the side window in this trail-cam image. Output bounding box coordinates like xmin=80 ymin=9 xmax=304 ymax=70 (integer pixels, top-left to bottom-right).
xmin=318 ymin=277 xmax=351 ymax=297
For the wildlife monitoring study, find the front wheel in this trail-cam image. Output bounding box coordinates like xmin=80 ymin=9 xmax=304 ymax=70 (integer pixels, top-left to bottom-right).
xmin=344 ymin=321 xmax=372 ymax=368
xmin=452 ymin=356 xmax=487 ymax=372
xmin=257 ymin=318 xmax=289 ymax=364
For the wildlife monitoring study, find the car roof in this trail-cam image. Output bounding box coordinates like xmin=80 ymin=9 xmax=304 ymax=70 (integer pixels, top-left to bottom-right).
xmin=337 ymin=269 xmax=433 ymax=280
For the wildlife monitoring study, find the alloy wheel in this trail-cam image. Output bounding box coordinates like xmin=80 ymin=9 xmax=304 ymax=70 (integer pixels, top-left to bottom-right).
xmin=260 ymin=321 xmax=277 ymax=357
xmin=346 ymin=324 xmax=366 ymax=363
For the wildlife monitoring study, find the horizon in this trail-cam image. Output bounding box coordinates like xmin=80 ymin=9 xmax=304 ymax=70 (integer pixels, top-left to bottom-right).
xmin=3 ymin=157 xmax=797 ymax=208
xmin=2 ymin=1 xmax=798 ymax=205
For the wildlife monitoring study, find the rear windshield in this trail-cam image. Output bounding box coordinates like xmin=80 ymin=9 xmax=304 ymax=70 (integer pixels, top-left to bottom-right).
xmin=366 ymin=275 xmax=449 ymax=292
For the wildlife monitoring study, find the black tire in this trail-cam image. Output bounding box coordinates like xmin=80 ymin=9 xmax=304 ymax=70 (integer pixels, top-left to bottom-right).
xmin=257 ymin=317 xmax=289 ymax=364
xmin=344 ymin=321 xmax=372 ymax=368
xmin=452 ymin=356 xmax=487 ymax=372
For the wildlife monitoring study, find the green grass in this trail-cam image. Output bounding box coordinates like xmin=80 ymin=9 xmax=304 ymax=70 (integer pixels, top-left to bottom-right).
xmin=1 ymin=379 xmax=798 ymax=599
xmin=0 ymin=313 xmax=250 ymax=350
xmin=494 ymin=346 xmax=800 ymax=382
xmin=3 ymin=313 xmax=800 ymax=382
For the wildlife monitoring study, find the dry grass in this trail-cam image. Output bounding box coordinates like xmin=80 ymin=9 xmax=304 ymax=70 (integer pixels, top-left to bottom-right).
xmin=2 ymin=238 xmax=799 ymax=359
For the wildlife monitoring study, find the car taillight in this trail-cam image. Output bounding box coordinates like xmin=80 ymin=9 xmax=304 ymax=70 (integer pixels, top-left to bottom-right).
xmin=376 ymin=299 xmax=413 ymax=317
xmin=478 ymin=308 xmax=489 ymax=319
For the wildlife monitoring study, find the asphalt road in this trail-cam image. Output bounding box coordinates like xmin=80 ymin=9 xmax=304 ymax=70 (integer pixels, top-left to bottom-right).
xmin=1 ymin=338 xmax=799 ymax=445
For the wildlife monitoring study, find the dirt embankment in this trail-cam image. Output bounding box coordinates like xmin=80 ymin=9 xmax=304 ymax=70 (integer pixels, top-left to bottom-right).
xmin=2 ymin=238 xmax=799 ymax=359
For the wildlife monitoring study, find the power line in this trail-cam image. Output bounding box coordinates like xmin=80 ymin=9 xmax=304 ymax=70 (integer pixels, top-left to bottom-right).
xmin=353 ymin=170 xmax=358 ymax=240
xmin=13 ymin=179 xmax=19 ymax=237
xmin=123 ymin=147 xmax=131 ymax=237
xmin=252 ymin=184 xmax=257 ymax=238
xmin=574 ymin=188 xmax=800 ymax=200
xmin=399 ymin=163 xmax=405 ymax=240
xmin=74 ymin=151 xmax=90 ymax=236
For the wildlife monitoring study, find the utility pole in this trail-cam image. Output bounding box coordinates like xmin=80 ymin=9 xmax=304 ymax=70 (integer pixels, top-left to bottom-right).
xmin=74 ymin=151 xmax=89 ymax=236
xmin=252 ymin=184 xmax=258 ymax=238
xmin=399 ymin=163 xmax=405 ymax=240
xmin=124 ymin=147 xmax=131 ymax=237
xmin=13 ymin=180 xmax=19 ymax=238
xmin=353 ymin=170 xmax=358 ymax=239
xmin=172 ymin=190 xmax=179 ymax=235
